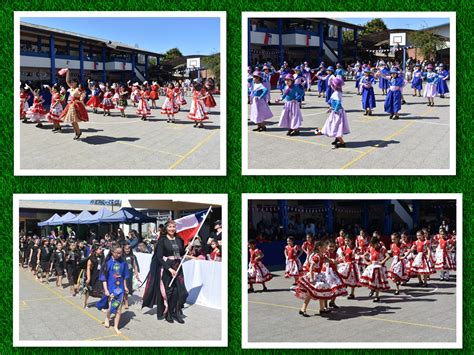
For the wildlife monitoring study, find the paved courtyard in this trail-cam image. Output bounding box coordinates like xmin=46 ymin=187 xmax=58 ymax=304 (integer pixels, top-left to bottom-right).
xmin=247 ymin=269 xmax=456 ymax=344
xmin=20 ymin=96 xmax=221 ymax=171
xmin=247 ymin=82 xmax=451 ymax=170
xmin=18 ymin=268 xmax=222 ymax=342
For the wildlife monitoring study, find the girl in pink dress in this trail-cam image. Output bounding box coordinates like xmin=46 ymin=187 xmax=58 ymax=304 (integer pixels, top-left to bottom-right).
xmin=45 ymin=84 xmax=63 ymax=132
xmin=136 ymin=86 xmax=151 ymax=121
xmin=187 ymin=82 xmax=209 ymax=128
xmin=26 ymin=89 xmax=47 ymax=127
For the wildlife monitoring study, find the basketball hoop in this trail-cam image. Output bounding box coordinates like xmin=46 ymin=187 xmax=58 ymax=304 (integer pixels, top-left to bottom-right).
xmin=391 ymin=43 xmax=399 ymax=55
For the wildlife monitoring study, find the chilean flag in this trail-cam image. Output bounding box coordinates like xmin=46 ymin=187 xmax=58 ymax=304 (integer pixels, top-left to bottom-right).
xmin=175 ymin=209 xmax=209 ymax=245
xmin=264 ymin=33 xmax=272 ymax=45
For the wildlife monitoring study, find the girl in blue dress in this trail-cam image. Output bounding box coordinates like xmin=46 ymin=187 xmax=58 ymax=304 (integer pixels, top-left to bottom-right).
xmin=315 ymin=65 xmax=327 ymax=98
xmin=381 ymin=68 xmax=405 ymax=120
xmin=423 ymin=64 xmax=439 ymax=107
xmin=411 ymin=63 xmax=423 ymax=97
xmin=354 ymin=66 xmax=363 ymax=95
xmin=360 ymin=68 xmax=377 ymax=116
xmin=378 ymin=62 xmax=390 ymax=95
xmin=436 ymin=63 xmax=450 ymax=98
xmin=324 ymin=66 xmax=336 ymax=107
xmin=276 ymin=74 xmax=305 ymax=136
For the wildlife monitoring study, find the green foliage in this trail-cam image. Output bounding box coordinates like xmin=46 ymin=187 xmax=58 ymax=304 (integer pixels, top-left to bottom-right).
xmin=409 ymin=30 xmax=447 ymax=61
xmin=162 ymin=47 xmax=183 ymax=62
xmin=361 ymin=18 xmax=388 ymax=36
xmin=202 ymin=53 xmax=221 ymax=85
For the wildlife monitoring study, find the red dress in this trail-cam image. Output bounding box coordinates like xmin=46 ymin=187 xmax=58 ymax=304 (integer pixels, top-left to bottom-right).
xmin=26 ymin=97 xmax=47 ymax=121
xmin=409 ymin=240 xmax=435 ymax=275
xmin=20 ymin=91 xmax=30 ymax=118
xmin=47 ymin=93 xmax=64 ymax=122
xmin=161 ymin=88 xmax=179 ymax=114
xmin=434 ymin=238 xmax=456 ymax=270
xmin=301 ymin=241 xmax=315 ymax=272
xmin=188 ymin=89 xmax=208 ymax=121
xmin=337 ymin=246 xmax=361 ymax=287
xmin=149 ymin=84 xmax=159 ymax=100
xmin=248 ymin=248 xmax=272 ymax=284
xmin=210 ymin=248 xmax=221 ymax=261
xmin=54 ymin=89 xmax=89 ymax=123
xmin=335 ymin=236 xmax=345 ymax=248
xmin=284 ymin=245 xmax=302 ymax=278
xmin=203 ymin=88 xmax=217 ymax=108
xmin=359 ymin=249 xmax=390 ymax=291
xmin=388 ymin=243 xmax=408 ymax=282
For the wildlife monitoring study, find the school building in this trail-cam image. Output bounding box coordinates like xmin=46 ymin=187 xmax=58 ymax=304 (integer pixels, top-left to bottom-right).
xmin=247 ymin=17 xmax=364 ymax=67
xmin=248 ymin=199 xmax=456 ymax=237
xmin=20 ymin=21 xmax=164 ymax=85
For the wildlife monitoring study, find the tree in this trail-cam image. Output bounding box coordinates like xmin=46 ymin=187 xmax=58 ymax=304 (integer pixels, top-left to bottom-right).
xmin=409 ymin=30 xmax=446 ymax=61
xmin=361 ymin=18 xmax=388 ymax=36
xmin=162 ymin=48 xmax=183 ymax=62
xmin=202 ymin=53 xmax=220 ymax=85
xmin=342 ymin=29 xmax=354 ymax=44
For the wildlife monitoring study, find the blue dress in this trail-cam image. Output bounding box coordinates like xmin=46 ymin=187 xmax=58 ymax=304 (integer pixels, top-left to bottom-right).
xmin=325 ymin=74 xmax=335 ymax=104
xmin=436 ymin=70 xmax=450 ymax=94
xmin=379 ymin=68 xmax=390 ymax=90
xmin=317 ymin=72 xmax=327 ymax=93
xmin=384 ymin=76 xmax=405 ymax=113
xmin=354 ymin=70 xmax=362 ymax=89
xmin=411 ymin=70 xmax=423 ymax=90
xmin=360 ymin=76 xmax=376 ymax=109
xmin=97 ymin=257 xmax=130 ymax=314
xmin=278 ymin=69 xmax=290 ymax=90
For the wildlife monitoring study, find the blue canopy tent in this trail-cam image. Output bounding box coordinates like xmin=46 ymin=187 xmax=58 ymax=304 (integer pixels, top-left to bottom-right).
xmin=69 ymin=210 xmax=94 ymax=224
xmin=37 ymin=213 xmax=61 ymax=227
xmin=86 ymin=207 xmax=115 ymax=224
xmin=56 ymin=212 xmax=77 ymax=225
xmin=99 ymin=207 xmax=157 ymax=238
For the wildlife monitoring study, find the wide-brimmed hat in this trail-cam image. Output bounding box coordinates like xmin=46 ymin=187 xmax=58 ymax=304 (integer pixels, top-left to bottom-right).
xmin=263 ymin=65 xmax=269 ymax=70
xmin=364 ymin=68 xmax=372 ymax=73
xmin=294 ymin=66 xmax=302 ymax=71
xmin=426 ymin=64 xmax=434 ymax=69
xmin=326 ymin=66 xmax=334 ymax=72
xmin=252 ymin=71 xmax=263 ymax=79
xmin=284 ymin=74 xmax=295 ymax=81
xmin=390 ymin=67 xmax=399 ymax=74
xmin=330 ymin=77 xmax=344 ymax=90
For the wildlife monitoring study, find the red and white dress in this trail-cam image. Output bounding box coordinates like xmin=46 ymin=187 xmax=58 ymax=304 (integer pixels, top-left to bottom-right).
xmin=175 ymin=87 xmax=187 ymax=106
xmin=161 ymin=88 xmax=179 ymax=114
xmin=356 ymin=234 xmax=368 ymax=254
xmin=149 ymin=84 xmax=159 ymax=100
xmin=210 ymin=247 xmax=221 ymax=262
xmin=359 ymin=249 xmax=390 ymax=291
xmin=204 ymin=87 xmax=217 ymax=111
xmin=20 ymin=91 xmax=30 ymax=118
xmin=335 ymin=236 xmax=345 ymax=249
xmin=188 ymin=89 xmax=209 ymax=122
xmin=301 ymin=240 xmax=315 ymax=272
xmin=292 ymin=253 xmax=347 ymax=300
xmin=248 ymin=248 xmax=272 ymax=284
xmin=323 ymin=251 xmax=348 ymax=297
xmin=410 ymin=240 xmax=436 ymax=275
xmin=26 ymin=96 xmax=47 ymax=122
xmin=388 ymin=243 xmax=409 ymax=283
xmin=100 ymin=91 xmax=115 ymax=110
xmin=86 ymin=88 xmax=102 ymax=108
xmin=53 ymin=88 xmax=89 ymax=123
xmin=337 ymin=246 xmax=361 ymax=287
xmin=284 ymin=245 xmax=302 ymax=278
xmin=434 ymin=238 xmax=456 ymax=270
xmin=47 ymin=92 xmax=64 ymax=122
xmin=136 ymin=90 xmax=151 ymax=116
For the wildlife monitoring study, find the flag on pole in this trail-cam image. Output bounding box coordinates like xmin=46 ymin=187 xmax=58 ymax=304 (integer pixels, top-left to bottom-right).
xmin=264 ymin=33 xmax=272 ymax=45
xmin=306 ymin=33 xmax=311 ymax=47
xmin=175 ymin=209 xmax=209 ymax=245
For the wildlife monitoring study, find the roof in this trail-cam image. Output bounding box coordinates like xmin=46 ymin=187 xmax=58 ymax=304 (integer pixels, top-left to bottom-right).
xmin=360 ymin=28 xmax=448 ymax=47
xmin=314 ymin=18 xmax=365 ymax=30
xmin=20 ymin=21 xmax=163 ymax=56
xmin=423 ymin=23 xmax=450 ymax=31
xmin=20 ymin=200 xmax=114 ymax=212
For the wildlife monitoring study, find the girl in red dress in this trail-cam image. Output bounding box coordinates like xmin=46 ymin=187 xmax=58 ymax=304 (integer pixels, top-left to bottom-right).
xmin=203 ymin=78 xmax=217 ymax=113
xmin=209 ymin=240 xmax=222 ymax=262
xmin=161 ymin=83 xmax=180 ymax=122
xmin=400 ymin=231 xmax=413 ymax=285
xmin=136 ymin=85 xmax=151 ymax=120
xmin=434 ymin=228 xmax=456 ymax=280
xmin=26 ymin=89 xmax=47 ymax=127
xmin=323 ymin=240 xmax=348 ymax=309
xmin=149 ymin=81 xmax=160 ymax=109
xmin=248 ymin=240 xmax=272 ymax=292
xmin=52 ymin=69 xmax=89 ymax=140
xmin=284 ymin=236 xmax=302 ymax=284
xmin=301 ymin=233 xmax=315 ymax=272
xmin=20 ymin=85 xmax=31 ymax=121
xmin=45 ymin=84 xmax=63 ymax=132
xmin=86 ymin=80 xmax=101 ymax=113
xmin=388 ymin=232 xmax=409 ymax=295
xmin=175 ymin=82 xmax=187 ymax=106
xmin=335 ymin=229 xmax=346 ymax=249
xmin=292 ymin=241 xmax=338 ymax=317
xmin=409 ymin=230 xmax=435 ymax=287
xmin=359 ymin=237 xmax=390 ymax=302
xmin=116 ymin=86 xmax=128 ymax=118
xmin=188 ymin=82 xmax=209 ymax=128
xmin=337 ymin=236 xmax=361 ymax=299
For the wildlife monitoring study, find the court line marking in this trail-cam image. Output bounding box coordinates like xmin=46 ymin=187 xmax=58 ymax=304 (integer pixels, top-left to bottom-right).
xmin=24 ymin=271 xmax=131 ymax=341
xmin=249 ymin=130 xmax=365 ymax=154
xmin=168 ymin=130 xmax=218 ymax=169
xmin=87 ymin=135 xmax=184 ymax=158
xmin=249 ymin=300 xmax=455 ymax=331
xmin=83 ymin=334 xmax=119 ymax=341
xmin=20 ymin=295 xmax=73 ymax=302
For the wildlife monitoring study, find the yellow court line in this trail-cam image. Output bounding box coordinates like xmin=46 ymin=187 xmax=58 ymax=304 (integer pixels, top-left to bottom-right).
xmin=168 ymin=130 xmax=218 ymax=169
xmin=21 ymin=296 xmax=69 ymax=303
xmin=83 ymin=334 xmax=119 ymax=341
xmin=85 ymin=120 xmax=143 ymax=125
xmin=249 ymin=300 xmax=455 ymax=331
xmin=340 ymin=106 xmax=435 ymax=169
xmin=249 ymin=130 xmax=365 ymax=154
xmin=29 ymin=273 xmax=131 ymax=341
xmin=91 ymin=136 xmax=184 ymax=158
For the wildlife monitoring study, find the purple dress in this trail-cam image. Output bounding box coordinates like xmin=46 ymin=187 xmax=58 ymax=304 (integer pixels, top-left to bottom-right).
xmin=278 ymin=85 xmax=304 ymax=130
xmin=250 ymin=83 xmax=273 ymax=124
xmin=322 ymin=91 xmax=350 ymax=137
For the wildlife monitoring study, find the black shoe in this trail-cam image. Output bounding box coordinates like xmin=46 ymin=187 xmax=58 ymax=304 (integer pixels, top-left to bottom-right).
xmin=331 ymin=139 xmax=338 ymax=145
xmin=22 ymin=118 xmax=28 ymax=123
xmin=165 ymin=312 xmax=174 ymax=323
xmin=402 ymin=100 xmax=406 ymax=105
xmin=393 ymin=115 xmax=399 ymax=120
xmin=319 ymin=308 xmax=331 ymax=315
xmin=347 ymin=294 xmax=355 ymax=299
xmin=299 ymin=310 xmax=310 ymax=317
xmin=368 ymin=111 xmax=373 ymax=116
xmin=389 ymin=114 xmax=394 ymax=119
xmin=173 ymin=313 xmax=185 ymax=324
xmin=252 ymin=127 xmax=260 ymax=131
xmin=368 ymin=290 xmax=374 ymax=297
xmin=286 ymin=130 xmax=292 ymax=136
xmin=335 ymin=142 xmax=346 ymax=148
xmin=394 ymin=290 xmax=400 ymax=295
xmin=290 ymin=130 xmax=299 ymax=136
xmin=373 ymin=297 xmax=380 ymax=303
xmin=73 ymin=132 xmax=82 ymax=140
xmin=363 ymin=111 xmax=368 ymax=116
xmin=259 ymin=126 xmax=267 ymax=132
xmin=329 ymin=301 xmax=339 ymax=309
xmin=248 ymin=288 xmax=255 ymax=293
xmin=262 ymin=286 xmax=268 ymax=292
xmin=36 ymin=123 xmax=43 ymax=128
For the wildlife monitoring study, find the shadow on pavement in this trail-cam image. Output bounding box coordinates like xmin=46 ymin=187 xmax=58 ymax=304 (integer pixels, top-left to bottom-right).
xmin=80 ymin=136 xmax=140 ymax=145
xmin=345 ymin=139 xmax=400 ymax=149
xmin=321 ymin=304 xmax=401 ymax=321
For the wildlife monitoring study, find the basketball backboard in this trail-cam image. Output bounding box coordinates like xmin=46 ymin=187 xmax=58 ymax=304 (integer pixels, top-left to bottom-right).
xmin=187 ymin=57 xmax=201 ymax=69
xmin=390 ymin=33 xmax=406 ymax=46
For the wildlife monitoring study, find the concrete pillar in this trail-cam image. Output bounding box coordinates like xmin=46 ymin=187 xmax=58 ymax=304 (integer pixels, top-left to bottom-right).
xmin=318 ymin=22 xmax=324 ymax=64
xmin=248 ymin=20 xmax=252 ymax=66
xmin=412 ymin=200 xmax=420 ymax=232
xmin=362 ymin=201 xmax=369 ymax=230
xmin=102 ymin=47 xmax=106 ymax=83
xmin=337 ymin=26 xmax=343 ymax=63
xmin=325 ymin=200 xmax=334 ymax=234
xmin=353 ymin=29 xmax=359 ymax=60
xmin=79 ymin=41 xmax=84 ymax=84
xmin=278 ymin=19 xmax=284 ymax=65
xmin=144 ymin=54 xmax=148 ymax=79
xmin=384 ymin=200 xmax=393 ymax=236
xmin=49 ymin=35 xmax=56 ymax=84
